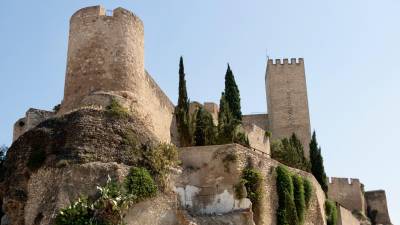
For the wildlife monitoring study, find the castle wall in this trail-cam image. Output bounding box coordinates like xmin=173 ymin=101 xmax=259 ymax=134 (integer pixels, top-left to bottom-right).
xmin=243 ymin=114 xmax=269 ymax=131
xmin=337 ymin=204 xmax=361 ymax=225
xmin=266 ymin=58 xmax=311 ymax=158
xmin=327 ymin=177 xmax=365 ymax=213
xmin=178 ymin=144 xmax=326 ymax=225
xmin=243 ymin=123 xmax=270 ymax=156
xmin=365 ymin=190 xmax=392 ymax=225
xmin=13 ymin=109 xmax=54 ymax=142
xmin=59 ymin=6 xmax=176 ymax=143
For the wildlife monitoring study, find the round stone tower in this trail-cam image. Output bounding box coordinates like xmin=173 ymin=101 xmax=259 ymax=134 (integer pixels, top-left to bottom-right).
xmin=60 ymin=5 xmax=144 ymax=113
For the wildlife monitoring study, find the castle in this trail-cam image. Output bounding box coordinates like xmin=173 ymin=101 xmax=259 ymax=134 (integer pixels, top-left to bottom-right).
xmin=9 ymin=5 xmax=392 ymax=225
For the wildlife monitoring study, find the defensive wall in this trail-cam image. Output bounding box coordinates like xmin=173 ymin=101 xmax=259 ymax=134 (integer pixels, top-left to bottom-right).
xmin=266 ymin=58 xmax=311 ymax=158
xmin=365 ymin=190 xmax=392 ymax=225
xmin=327 ymin=177 xmax=365 ymax=213
xmin=243 ymin=114 xmax=269 ymax=131
xmin=336 ymin=204 xmax=361 ymax=225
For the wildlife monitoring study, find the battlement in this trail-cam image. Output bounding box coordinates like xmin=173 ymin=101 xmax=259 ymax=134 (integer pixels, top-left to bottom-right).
xmin=70 ymin=5 xmax=143 ymax=25
xmin=329 ymin=177 xmax=361 ymax=186
xmin=267 ymin=58 xmax=304 ymax=65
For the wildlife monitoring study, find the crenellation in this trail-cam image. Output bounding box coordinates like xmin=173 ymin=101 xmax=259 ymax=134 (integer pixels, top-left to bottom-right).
xmin=328 ymin=177 xmax=366 ymax=213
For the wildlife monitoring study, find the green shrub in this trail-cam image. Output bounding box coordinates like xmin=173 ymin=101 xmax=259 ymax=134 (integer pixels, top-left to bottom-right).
xmin=241 ymin=168 xmax=263 ymax=211
xmin=325 ymin=200 xmax=338 ymax=225
xmin=234 ymin=179 xmax=247 ymax=199
xmin=27 ymin=148 xmax=46 ymax=170
xmin=303 ymin=178 xmax=313 ymax=208
xmin=276 ymin=166 xmax=312 ymax=225
xmin=292 ymin=175 xmax=306 ymax=224
xmin=265 ymin=131 xmax=272 ymax=138
xmin=55 ymin=197 xmax=94 ymax=225
xmin=106 ymin=99 xmax=130 ymax=118
xmin=271 ymin=134 xmax=310 ymax=172
xmin=125 ymin=167 xmax=157 ymax=200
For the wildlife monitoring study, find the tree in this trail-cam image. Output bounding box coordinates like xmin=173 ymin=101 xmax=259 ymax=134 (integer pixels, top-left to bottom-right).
xmin=218 ymin=92 xmax=234 ymax=143
xmin=309 ymin=131 xmax=328 ymax=193
xmin=193 ymin=107 xmax=217 ymax=146
xmin=175 ymin=56 xmax=192 ymax=146
xmin=224 ymin=64 xmax=242 ymax=122
xmin=271 ymin=134 xmax=310 ymax=171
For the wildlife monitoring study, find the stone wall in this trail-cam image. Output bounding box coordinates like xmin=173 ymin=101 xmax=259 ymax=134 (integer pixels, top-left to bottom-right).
xmin=243 ymin=114 xmax=269 ymax=131
xmin=266 ymin=58 xmax=311 ymax=158
xmin=59 ymin=6 xmax=176 ymax=143
xmin=327 ymin=177 xmax=365 ymax=213
xmin=178 ymin=144 xmax=326 ymax=225
xmin=337 ymin=204 xmax=361 ymax=225
xmin=365 ymin=190 xmax=392 ymax=225
xmin=243 ymin=123 xmax=270 ymax=155
xmin=13 ymin=108 xmax=54 ymax=142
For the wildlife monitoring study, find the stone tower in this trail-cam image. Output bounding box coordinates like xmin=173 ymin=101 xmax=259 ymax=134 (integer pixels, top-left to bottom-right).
xmin=266 ymin=58 xmax=311 ymax=157
xmin=61 ymin=5 xmax=144 ymax=113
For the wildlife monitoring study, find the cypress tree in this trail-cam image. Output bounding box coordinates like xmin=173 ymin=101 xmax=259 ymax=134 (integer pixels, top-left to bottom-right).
xmin=176 ymin=56 xmax=191 ymax=146
xmin=218 ymin=92 xmax=234 ymax=143
xmin=193 ymin=107 xmax=217 ymax=146
xmin=224 ymin=64 xmax=242 ymax=121
xmin=309 ymin=131 xmax=328 ymax=193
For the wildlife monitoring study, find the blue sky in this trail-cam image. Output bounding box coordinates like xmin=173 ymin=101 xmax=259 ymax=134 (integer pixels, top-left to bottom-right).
xmin=0 ymin=0 xmax=398 ymax=222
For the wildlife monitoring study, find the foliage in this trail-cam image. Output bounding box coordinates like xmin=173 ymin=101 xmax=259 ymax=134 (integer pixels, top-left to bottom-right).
xmin=105 ymin=98 xmax=130 ymax=118
xmin=27 ymin=148 xmax=46 ymax=170
xmin=224 ymin=64 xmax=242 ymax=121
xmin=0 ymin=145 xmax=7 ymax=162
xmin=217 ymin=92 xmax=236 ymax=144
xmin=241 ymin=168 xmax=263 ymax=211
xmin=276 ymin=166 xmax=312 ymax=225
xmin=303 ymin=179 xmax=313 ymax=208
xmin=56 ymin=171 xmax=157 ymax=225
xmin=125 ymin=167 xmax=157 ymax=200
xmin=232 ymin=127 xmax=250 ymax=147
xmin=292 ymin=175 xmax=306 ymax=224
xmin=309 ymin=131 xmax=328 ymax=194
xmin=53 ymin=104 xmax=61 ymax=113
xmin=325 ymin=200 xmax=338 ymax=225
xmin=234 ymin=179 xmax=247 ymax=199
xmin=193 ymin=107 xmax=217 ymax=146
xmin=271 ymin=134 xmax=310 ymax=172
xmin=265 ymin=131 xmax=272 ymax=138
xmin=175 ymin=57 xmax=192 ymax=146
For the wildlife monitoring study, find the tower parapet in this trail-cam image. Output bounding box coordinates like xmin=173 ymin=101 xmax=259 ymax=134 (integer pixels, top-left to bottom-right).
xmin=265 ymin=58 xmax=311 ymax=158
xmin=327 ymin=177 xmax=366 ymax=213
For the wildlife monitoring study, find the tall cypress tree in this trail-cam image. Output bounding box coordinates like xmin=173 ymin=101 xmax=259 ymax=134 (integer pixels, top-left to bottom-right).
xmin=224 ymin=64 xmax=242 ymax=121
xmin=193 ymin=107 xmax=217 ymax=146
xmin=218 ymin=92 xmax=233 ymax=143
xmin=309 ymin=131 xmax=328 ymax=193
xmin=176 ymin=56 xmax=191 ymax=146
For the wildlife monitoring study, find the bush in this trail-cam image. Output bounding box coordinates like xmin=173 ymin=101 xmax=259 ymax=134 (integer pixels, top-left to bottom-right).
xmin=265 ymin=131 xmax=272 ymax=138
xmin=234 ymin=179 xmax=247 ymax=199
xmin=106 ymin=99 xmax=130 ymax=118
xmin=292 ymin=175 xmax=306 ymax=224
xmin=276 ymin=166 xmax=312 ymax=225
xmin=55 ymin=197 xmax=94 ymax=225
xmin=271 ymin=134 xmax=310 ymax=172
xmin=27 ymin=148 xmax=46 ymax=170
xmin=125 ymin=167 xmax=157 ymax=200
xmin=241 ymin=168 xmax=263 ymax=211
xmin=325 ymin=200 xmax=338 ymax=225
xmin=303 ymin=178 xmax=313 ymax=208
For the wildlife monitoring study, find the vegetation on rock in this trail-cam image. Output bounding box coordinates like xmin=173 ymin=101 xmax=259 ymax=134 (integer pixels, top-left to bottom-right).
xmin=276 ymin=165 xmax=312 ymax=225
xmin=56 ymin=166 xmax=158 ymax=225
xmin=175 ymin=56 xmax=192 ymax=146
xmin=271 ymin=134 xmax=310 ymax=172
xmin=27 ymin=148 xmax=46 ymax=170
xmin=105 ymin=98 xmax=130 ymax=118
xmin=325 ymin=200 xmax=338 ymax=225
xmin=309 ymin=131 xmax=328 ymax=194
xmin=241 ymin=168 xmax=263 ymax=213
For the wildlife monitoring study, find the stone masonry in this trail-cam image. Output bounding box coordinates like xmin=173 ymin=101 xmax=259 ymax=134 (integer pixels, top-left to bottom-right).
xmin=266 ymin=58 xmax=311 ymax=158
xmin=327 ymin=177 xmax=366 ymax=213
xmin=365 ymin=190 xmax=392 ymax=225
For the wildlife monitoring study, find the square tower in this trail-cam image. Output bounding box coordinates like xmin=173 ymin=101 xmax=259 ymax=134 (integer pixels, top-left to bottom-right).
xmin=266 ymin=58 xmax=311 ymax=157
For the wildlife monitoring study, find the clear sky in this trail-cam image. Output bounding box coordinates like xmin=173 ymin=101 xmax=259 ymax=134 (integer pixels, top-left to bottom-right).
xmin=0 ymin=0 xmax=398 ymax=222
